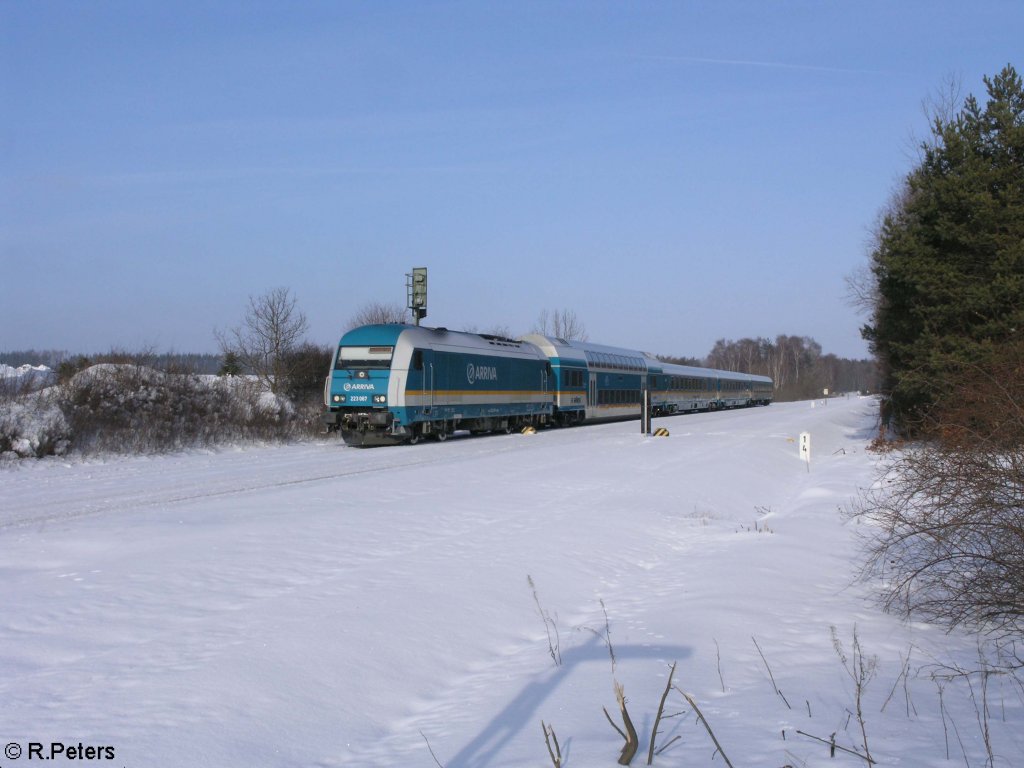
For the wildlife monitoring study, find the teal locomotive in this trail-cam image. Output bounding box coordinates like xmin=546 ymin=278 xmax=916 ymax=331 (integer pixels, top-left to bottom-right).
xmin=323 ymin=324 xmax=773 ymax=446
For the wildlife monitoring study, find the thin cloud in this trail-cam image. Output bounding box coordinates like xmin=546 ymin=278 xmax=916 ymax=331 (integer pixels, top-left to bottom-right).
xmin=635 ymin=54 xmax=887 ymax=76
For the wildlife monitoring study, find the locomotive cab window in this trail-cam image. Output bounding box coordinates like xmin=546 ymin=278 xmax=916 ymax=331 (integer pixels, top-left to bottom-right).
xmin=337 ymin=345 xmax=394 ymax=370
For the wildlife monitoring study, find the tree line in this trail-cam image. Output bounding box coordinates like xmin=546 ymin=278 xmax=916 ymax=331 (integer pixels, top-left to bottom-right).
xmin=696 ymin=336 xmax=877 ymax=401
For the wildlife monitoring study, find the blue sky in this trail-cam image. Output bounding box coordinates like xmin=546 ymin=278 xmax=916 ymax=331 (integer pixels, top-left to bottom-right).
xmin=2 ymin=1 xmax=1021 ymax=360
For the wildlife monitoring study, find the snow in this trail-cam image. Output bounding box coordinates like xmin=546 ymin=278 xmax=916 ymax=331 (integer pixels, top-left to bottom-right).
xmin=0 ymin=363 xmax=54 ymax=382
xmin=1 ymin=397 xmax=1021 ymax=767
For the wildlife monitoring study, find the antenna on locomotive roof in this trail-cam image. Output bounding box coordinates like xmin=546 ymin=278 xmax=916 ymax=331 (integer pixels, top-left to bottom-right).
xmin=406 ymin=267 xmax=428 ymax=326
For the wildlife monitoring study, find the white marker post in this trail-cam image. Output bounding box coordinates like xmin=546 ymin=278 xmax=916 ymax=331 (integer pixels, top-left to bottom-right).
xmin=799 ymin=432 xmax=811 ymax=471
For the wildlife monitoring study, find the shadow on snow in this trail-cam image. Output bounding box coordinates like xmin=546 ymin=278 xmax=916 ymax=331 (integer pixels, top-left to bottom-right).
xmin=446 ymin=634 xmax=693 ymax=768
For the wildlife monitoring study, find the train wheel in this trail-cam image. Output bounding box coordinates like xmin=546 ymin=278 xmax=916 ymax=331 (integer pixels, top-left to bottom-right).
xmin=502 ymin=423 xmax=515 ymax=435
xmin=435 ymin=427 xmax=449 ymax=442
xmin=407 ymin=430 xmax=422 ymax=445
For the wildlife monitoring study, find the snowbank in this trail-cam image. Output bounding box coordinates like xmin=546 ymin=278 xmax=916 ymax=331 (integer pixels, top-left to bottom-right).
xmin=0 ymin=362 xmax=55 ymax=387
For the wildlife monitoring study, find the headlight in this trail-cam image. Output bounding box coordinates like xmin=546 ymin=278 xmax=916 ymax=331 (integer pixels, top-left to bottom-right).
xmin=333 ymin=395 xmax=345 ymax=403
xmin=373 ymin=395 xmax=387 ymax=404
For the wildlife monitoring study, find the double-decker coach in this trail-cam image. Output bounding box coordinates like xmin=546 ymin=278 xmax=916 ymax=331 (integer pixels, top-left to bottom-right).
xmin=523 ymin=333 xmax=773 ymax=425
xmin=520 ymin=334 xmax=651 ymax=424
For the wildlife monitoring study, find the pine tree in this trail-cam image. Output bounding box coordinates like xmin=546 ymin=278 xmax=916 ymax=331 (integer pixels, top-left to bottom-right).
xmin=863 ymin=64 xmax=1024 ymax=434
xmin=218 ymin=351 xmax=242 ymax=377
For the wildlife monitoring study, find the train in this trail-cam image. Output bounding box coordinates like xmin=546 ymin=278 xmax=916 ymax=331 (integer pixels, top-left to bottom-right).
xmin=322 ymin=324 xmax=773 ymax=446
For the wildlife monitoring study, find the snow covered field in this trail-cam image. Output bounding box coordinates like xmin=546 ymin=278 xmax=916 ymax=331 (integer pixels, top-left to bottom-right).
xmin=2 ymin=397 xmax=1021 ymax=767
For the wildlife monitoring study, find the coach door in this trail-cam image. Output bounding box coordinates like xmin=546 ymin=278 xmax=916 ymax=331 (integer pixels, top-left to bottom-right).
xmin=588 ymin=372 xmax=597 ymax=416
xmin=413 ymin=349 xmax=435 ymax=414
xmin=426 ymin=352 xmax=436 ymax=412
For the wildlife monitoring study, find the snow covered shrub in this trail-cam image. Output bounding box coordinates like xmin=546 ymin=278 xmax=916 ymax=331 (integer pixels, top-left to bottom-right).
xmin=59 ymin=364 xmax=254 ymax=453
xmin=0 ymin=391 xmax=71 ymax=458
xmin=225 ymin=378 xmax=295 ymax=435
xmin=55 ymin=362 xmax=322 ymax=454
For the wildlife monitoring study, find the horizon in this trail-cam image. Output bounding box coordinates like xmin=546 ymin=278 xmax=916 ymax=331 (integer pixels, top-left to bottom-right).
xmin=0 ymin=326 xmax=874 ymax=365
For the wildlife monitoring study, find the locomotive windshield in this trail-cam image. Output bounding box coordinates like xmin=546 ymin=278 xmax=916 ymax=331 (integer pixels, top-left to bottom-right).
xmin=336 ymin=345 xmax=394 ymax=370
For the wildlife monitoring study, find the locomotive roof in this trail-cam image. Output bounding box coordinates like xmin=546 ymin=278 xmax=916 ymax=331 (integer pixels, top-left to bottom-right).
xmin=339 ymin=324 xmax=543 ymax=357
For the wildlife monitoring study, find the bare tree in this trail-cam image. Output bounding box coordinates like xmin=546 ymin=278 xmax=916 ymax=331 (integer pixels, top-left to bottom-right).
xmin=348 ymin=301 xmax=409 ymax=329
xmin=216 ymin=287 xmax=309 ymax=394
xmin=486 ymin=324 xmax=513 ymax=338
xmin=461 ymin=323 xmax=514 ymax=338
xmin=533 ymin=308 xmax=588 ymax=341
xmin=844 ymin=262 xmax=879 ymax=317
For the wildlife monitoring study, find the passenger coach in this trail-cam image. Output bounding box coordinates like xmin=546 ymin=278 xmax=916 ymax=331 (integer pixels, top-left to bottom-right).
xmin=522 ymin=334 xmax=773 ymax=425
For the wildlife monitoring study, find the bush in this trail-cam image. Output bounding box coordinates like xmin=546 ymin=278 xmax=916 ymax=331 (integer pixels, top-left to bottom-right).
xmin=1 ymin=349 xmax=331 ymax=460
xmin=0 ymin=391 xmax=71 ymax=458
xmin=280 ymin=342 xmax=332 ymax=404
xmin=59 ymin=364 xmax=234 ymax=453
xmin=56 ymin=362 xmax=322 ymax=455
xmin=853 ymin=342 xmax=1024 ymax=642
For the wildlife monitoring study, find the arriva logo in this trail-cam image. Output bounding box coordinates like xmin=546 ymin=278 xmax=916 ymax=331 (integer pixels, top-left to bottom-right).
xmin=466 ymin=364 xmax=498 ymax=385
xmin=343 ymin=382 xmax=376 ymax=391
